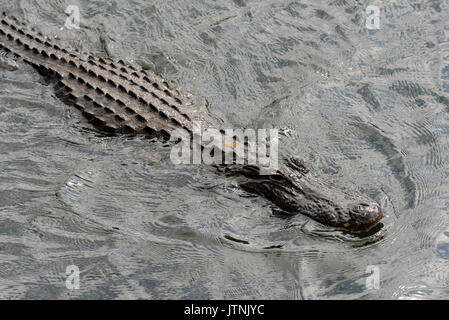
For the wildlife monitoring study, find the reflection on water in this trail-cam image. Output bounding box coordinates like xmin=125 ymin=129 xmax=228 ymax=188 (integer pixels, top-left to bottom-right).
xmin=1 ymin=0 xmax=449 ymax=299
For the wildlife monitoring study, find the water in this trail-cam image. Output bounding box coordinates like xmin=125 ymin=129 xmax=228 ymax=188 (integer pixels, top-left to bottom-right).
xmin=1 ymin=0 xmax=449 ymax=299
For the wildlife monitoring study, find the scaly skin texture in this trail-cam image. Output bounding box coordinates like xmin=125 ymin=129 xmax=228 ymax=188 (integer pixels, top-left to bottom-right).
xmin=0 ymin=13 xmax=382 ymax=231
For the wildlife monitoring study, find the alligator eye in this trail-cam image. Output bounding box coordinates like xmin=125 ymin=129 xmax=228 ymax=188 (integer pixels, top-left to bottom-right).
xmin=288 ymin=156 xmax=309 ymax=173
xmin=269 ymin=174 xmax=287 ymax=184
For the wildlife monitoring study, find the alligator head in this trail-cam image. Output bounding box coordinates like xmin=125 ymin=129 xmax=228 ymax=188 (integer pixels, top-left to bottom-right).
xmin=225 ymin=156 xmax=382 ymax=231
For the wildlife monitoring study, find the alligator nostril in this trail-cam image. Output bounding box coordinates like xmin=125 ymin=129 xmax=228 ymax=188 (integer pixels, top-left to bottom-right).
xmin=347 ymin=202 xmax=382 ymax=230
xmin=354 ymin=204 xmax=367 ymax=213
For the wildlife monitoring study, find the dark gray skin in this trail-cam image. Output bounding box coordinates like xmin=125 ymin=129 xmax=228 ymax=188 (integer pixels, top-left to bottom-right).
xmin=0 ymin=13 xmax=382 ymax=232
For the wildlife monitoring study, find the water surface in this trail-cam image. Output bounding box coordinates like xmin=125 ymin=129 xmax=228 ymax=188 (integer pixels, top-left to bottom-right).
xmin=1 ymin=0 xmax=449 ymax=299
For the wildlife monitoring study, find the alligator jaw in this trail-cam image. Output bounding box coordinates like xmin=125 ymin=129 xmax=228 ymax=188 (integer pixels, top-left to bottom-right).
xmin=224 ymin=156 xmax=383 ymax=231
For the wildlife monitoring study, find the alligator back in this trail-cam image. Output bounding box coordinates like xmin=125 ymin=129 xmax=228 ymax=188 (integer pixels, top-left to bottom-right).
xmin=0 ymin=13 xmax=195 ymax=139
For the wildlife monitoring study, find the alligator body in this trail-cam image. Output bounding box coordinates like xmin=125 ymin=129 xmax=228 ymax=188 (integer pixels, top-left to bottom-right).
xmin=0 ymin=13 xmax=382 ymax=231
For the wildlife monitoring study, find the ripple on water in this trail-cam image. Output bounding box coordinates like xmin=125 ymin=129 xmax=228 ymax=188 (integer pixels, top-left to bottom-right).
xmin=2 ymin=0 xmax=449 ymax=299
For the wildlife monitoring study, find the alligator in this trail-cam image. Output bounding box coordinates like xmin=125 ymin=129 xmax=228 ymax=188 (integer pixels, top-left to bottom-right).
xmin=0 ymin=13 xmax=382 ymax=231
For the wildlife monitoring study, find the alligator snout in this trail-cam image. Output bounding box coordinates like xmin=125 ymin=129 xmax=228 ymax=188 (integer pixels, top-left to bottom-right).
xmin=348 ymin=202 xmax=382 ymax=231
xmin=279 ymin=157 xmax=383 ymax=231
xmin=234 ymin=157 xmax=383 ymax=232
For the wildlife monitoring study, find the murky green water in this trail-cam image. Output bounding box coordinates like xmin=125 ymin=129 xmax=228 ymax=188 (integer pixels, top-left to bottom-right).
xmin=1 ymin=0 xmax=449 ymax=299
